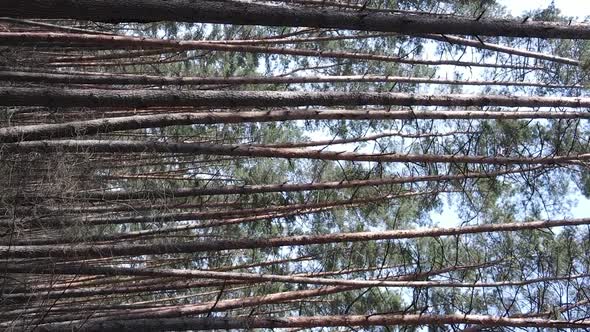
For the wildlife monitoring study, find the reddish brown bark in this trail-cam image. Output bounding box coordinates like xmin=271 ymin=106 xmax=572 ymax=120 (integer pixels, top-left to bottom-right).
xmin=30 ymin=313 xmax=590 ymax=331
xmin=0 ymin=32 xmax=537 ymax=70
xmin=1 ymin=218 xmax=589 ymax=259
xmin=5 ymin=140 xmax=589 ymax=166
xmin=1 ymin=71 xmax=575 ymax=88
xmin=3 ymin=1 xmax=590 ymax=39
xmin=2 ymin=88 xmax=589 ymax=109
xmin=2 ymin=109 xmax=589 ymax=143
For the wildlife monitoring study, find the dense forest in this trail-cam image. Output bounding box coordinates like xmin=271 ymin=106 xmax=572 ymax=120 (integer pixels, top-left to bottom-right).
xmin=1 ymin=0 xmax=590 ymax=331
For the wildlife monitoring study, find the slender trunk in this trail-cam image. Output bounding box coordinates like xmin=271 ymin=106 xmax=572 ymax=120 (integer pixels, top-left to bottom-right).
xmin=52 ymin=33 xmax=397 ymax=62
xmin=10 ymin=209 xmax=331 ymax=245
xmin=1 ymin=71 xmax=575 ymax=88
xmin=2 ymin=279 xmax=247 ymax=302
xmin=29 ymin=313 xmax=590 ymax=332
xmin=9 ymin=264 xmax=587 ymax=290
xmin=247 ymin=130 xmax=475 ymax=146
xmin=0 ymin=17 xmax=116 ymax=35
xmin=10 ymin=191 xmax=428 ymax=228
xmin=4 ymin=140 xmax=589 ymax=166
xmin=71 ymin=167 xmax=531 ymax=201
xmin=2 ymin=108 xmax=589 ymax=143
xmin=5 ymin=285 xmax=361 ymax=327
xmin=1 ymin=218 xmax=589 ymax=259
xmin=0 ymin=32 xmax=541 ymax=70
xmin=422 ymin=34 xmax=580 ymax=66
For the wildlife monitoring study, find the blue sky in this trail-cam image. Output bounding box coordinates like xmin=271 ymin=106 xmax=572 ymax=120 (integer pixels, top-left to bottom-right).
xmin=498 ymin=0 xmax=590 ymax=18
xmin=501 ymin=0 xmax=590 ymax=218
xmin=310 ymin=0 xmax=590 ymax=224
xmin=427 ymin=0 xmax=590 ymax=224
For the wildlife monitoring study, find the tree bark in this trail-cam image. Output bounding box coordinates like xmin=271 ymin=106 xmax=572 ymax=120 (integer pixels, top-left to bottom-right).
xmin=2 ymin=1 xmax=590 ymax=39
xmin=29 ymin=313 xmax=590 ymax=332
xmin=12 ymin=191 xmax=426 ymax=228
xmin=0 ymin=32 xmax=542 ymax=70
xmin=73 ymin=167 xmax=530 ymax=201
xmin=3 ymin=109 xmax=588 ymax=143
xmin=1 ymin=87 xmax=590 ymax=108
xmin=422 ymin=34 xmax=580 ymax=66
xmin=1 ymin=71 xmax=576 ymax=89
xmin=8 ymin=263 xmax=588 ymax=290
xmin=0 ymin=17 xmax=116 ymax=35
xmin=1 ymin=217 xmax=589 ymax=259
xmin=12 ymin=285 xmax=361 ymax=328
xmin=4 ymin=140 xmax=589 ymax=166
xmin=2 ymin=278 xmax=242 ymax=302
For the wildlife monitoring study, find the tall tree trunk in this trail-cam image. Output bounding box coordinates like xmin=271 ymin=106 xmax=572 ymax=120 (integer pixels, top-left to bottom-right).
xmin=1 ymin=71 xmax=576 ymax=89
xmin=13 ymin=191 xmax=427 ymax=228
xmin=70 ymin=167 xmax=531 ymax=201
xmin=2 ymin=1 xmax=590 ymax=39
xmin=3 ymin=109 xmax=588 ymax=143
xmin=8 ymin=263 xmax=588 ymax=290
xmin=2 ymin=87 xmax=590 ymax=108
xmin=28 ymin=313 xmax=590 ymax=332
xmin=4 ymin=140 xmax=589 ymax=166
xmin=0 ymin=32 xmax=542 ymax=70
xmin=2 ymin=218 xmax=589 ymax=259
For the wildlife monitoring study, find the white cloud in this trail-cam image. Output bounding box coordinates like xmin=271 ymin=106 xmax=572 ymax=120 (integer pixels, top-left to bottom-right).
xmin=498 ymin=0 xmax=590 ymax=18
